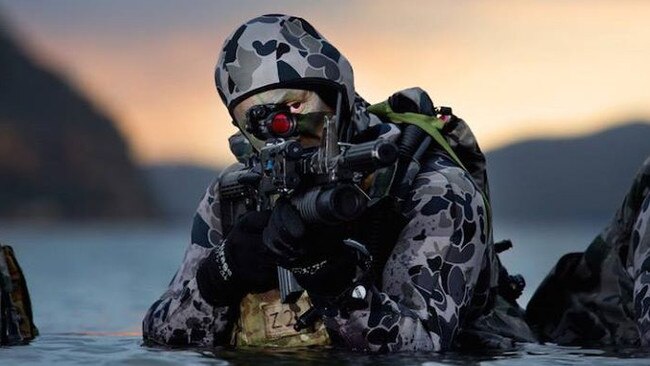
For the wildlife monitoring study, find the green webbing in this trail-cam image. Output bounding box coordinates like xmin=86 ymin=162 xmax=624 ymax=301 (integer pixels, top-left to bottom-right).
xmin=367 ymin=101 xmax=467 ymax=171
xmin=367 ymin=100 xmax=492 ymax=234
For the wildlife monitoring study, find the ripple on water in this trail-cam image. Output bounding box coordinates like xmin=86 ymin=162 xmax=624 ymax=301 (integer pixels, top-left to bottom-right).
xmin=4 ymin=334 xmax=650 ymax=365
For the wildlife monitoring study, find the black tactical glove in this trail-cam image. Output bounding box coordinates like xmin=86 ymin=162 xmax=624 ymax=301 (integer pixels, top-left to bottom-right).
xmin=196 ymin=210 xmax=276 ymax=306
xmin=291 ymin=248 xmax=358 ymax=298
xmin=263 ymin=198 xmax=357 ymax=297
xmin=262 ymin=198 xmax=307 ymax=268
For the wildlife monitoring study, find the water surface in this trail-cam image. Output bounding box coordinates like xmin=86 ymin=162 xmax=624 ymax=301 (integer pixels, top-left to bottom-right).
xmin=1 ymin=219 xmax=649 ymax=365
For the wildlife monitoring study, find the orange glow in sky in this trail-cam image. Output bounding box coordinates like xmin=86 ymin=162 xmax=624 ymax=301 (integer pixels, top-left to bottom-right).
xmin=3 ymin=0 xmax=650 ymax=166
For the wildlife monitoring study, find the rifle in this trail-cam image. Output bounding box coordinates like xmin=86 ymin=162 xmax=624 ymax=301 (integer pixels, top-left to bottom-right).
xmin=219 ymin=93 xmax=398 ymax=303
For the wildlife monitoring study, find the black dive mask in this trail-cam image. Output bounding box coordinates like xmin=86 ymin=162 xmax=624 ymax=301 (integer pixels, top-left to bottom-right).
xmin=245 ymin=104 xmax=329 ymax=141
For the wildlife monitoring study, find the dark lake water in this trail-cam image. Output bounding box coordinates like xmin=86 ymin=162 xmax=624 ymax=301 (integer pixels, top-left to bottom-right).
xmin=2 ymin=219 xmax=650 ymax=365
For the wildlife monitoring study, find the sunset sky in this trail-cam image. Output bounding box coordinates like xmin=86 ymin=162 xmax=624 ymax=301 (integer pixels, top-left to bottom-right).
xmin=2 ymin=0 xmax=649 ymax=166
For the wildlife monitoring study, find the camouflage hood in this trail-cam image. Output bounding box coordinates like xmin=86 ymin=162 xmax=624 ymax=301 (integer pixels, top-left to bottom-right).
xmin=215 ymin=14 xmax=356 ymax=122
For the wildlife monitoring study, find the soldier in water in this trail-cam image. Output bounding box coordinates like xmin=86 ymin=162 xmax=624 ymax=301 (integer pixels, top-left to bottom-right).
xmin=143 ymin=14 xmax=534 ymax=351
xmin=527 ymin=158 xmax=650 ymax=347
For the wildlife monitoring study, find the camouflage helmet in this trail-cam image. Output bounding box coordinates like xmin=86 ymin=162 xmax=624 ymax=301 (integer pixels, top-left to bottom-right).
xmin=215 ymin=14 xmax=355 ymax=119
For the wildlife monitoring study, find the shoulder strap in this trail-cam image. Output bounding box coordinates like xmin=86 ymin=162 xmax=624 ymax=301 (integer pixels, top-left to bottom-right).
xmin=367 ymin=100 xmax=492 ymax=235
xmin=367 ymin=101 xmax=467 ymax=171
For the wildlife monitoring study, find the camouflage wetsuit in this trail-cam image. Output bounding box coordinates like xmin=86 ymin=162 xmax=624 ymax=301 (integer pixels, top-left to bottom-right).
xmin=143 ymin=14 xmax=534 ymax=352
xmin=142 ymin=149 xmax=532 ymax=351
xmin=527 ymin=157 xmax=650 ymax=346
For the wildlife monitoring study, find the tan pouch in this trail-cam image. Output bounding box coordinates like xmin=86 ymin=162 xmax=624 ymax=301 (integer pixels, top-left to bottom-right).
xmin=233 ymin=289 xmax=329 ymax=347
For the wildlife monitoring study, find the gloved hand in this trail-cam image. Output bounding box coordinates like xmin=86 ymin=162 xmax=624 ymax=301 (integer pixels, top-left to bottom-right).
xmin=263 ymin=198 xmax=357 ymax=297
xmin=196 ymin=210 xmax=276 ymax=306
xmin=263 ymin=197 xmax=345 ymax=267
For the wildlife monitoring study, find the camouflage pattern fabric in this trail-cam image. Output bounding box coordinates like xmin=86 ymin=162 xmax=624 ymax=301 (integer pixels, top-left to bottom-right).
xmin=143 ymin=14 xmax=532 ymax=351
xmin=0 ymin=245 xmax=38 ymax=345
xmin=215 ymin=14 xmax=355 ymax=122
xmin=142 ymin=150 xmax=534 ymax=351
xmin=316 ymin=152 xmax=534 ymax=352
xmin=215 ymin=14 xmax=388 ymax=144
xmin=527 ymin=157 xmax=650 ymax=347
xmin=142 ymin=178 xmax=232 ymax=347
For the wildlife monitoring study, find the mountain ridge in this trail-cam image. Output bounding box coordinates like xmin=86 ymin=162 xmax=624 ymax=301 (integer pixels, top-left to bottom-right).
xmin=486 ymin=121 xmax=650 ymax=222
xmin=0 ymin=17 xmax=158 ymax=219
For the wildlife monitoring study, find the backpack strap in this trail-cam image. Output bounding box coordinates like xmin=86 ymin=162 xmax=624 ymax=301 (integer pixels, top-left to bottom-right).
xmin=367 ymin=100 xmax=492 ymax=234
xmin=367 ymin=101 xmax=467 ymax=171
